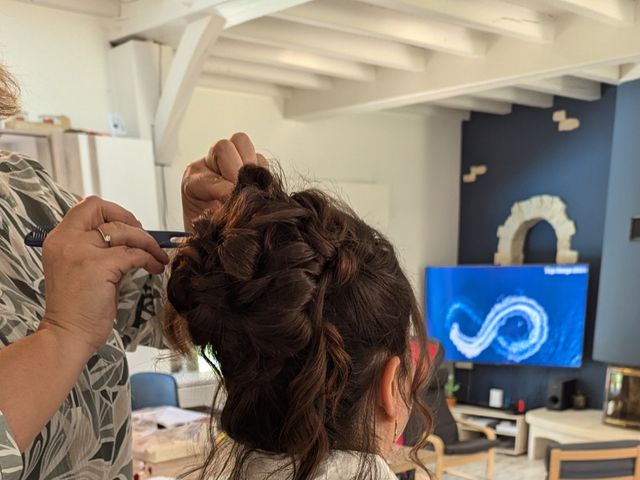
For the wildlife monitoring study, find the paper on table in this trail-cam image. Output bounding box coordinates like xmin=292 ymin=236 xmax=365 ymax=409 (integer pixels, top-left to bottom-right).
xmin=133 ymin=406 xmax=208 ymax=428
xmin=133 ymin=422 xmax=209 ymax=463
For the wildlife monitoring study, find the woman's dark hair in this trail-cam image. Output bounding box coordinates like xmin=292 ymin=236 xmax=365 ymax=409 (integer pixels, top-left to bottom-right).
xmin=166 ymin=165 xmax=431 ymax=480
xmin=0 ymin=65 xmax=19 ymax=118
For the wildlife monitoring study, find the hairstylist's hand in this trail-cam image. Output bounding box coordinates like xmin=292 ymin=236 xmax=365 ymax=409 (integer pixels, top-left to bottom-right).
xmin=181 ymin=132 xmax=268 ymax=232
xmin=40 ymin=196 xmax=169 ymax=357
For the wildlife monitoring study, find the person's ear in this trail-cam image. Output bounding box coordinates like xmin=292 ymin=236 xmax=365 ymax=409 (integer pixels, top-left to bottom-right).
xmin=378 ymin=356 xmax=401 ymax=419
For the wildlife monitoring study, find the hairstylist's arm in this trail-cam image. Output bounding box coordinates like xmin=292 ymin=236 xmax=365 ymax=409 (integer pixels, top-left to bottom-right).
xmin=0 ymin=196 xmax=169 ymax=451
xmin=181 ymin=132 xmax=268 ymax=231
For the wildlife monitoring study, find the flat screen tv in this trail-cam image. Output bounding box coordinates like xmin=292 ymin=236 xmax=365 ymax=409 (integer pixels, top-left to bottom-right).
xmin=425 ymin=265 xmax=589 ymax=368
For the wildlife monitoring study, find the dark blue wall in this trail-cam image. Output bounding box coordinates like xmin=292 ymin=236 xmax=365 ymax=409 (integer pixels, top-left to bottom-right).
xmin=455 ymin=87 xmax=617 ymax=409
xmin=593 ymin=81 xmax=640 ymax=367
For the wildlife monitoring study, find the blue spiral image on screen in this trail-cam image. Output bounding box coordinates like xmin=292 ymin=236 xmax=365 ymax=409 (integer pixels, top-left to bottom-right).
xmin=425 ymin=266 xmax=589 ymax=367
xmin=447 ymin=295 xmax=549 ymax=362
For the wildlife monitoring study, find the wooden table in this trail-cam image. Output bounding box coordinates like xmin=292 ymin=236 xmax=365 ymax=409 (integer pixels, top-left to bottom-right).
xmin=525 ymin=408 xmax=640 ymax=460
xmin=135 ymin=455 xmax=201 ymax=478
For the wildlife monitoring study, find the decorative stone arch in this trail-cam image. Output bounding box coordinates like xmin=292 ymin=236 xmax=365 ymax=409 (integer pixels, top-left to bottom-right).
xmin=494 ymin=195 xmax=579 ymax=266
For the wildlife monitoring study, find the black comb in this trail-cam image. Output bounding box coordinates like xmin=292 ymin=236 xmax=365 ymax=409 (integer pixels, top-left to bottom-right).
xmin=25 ymin=226 xmax=190 ymax=248
xmin=24 ymin=226 xmax=51 ymax=247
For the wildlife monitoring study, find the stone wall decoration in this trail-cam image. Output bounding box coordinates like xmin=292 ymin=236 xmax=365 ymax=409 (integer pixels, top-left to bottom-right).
xmin=553 ymin=109 xmax=581 ymax=132
xmin=494 ymin=195 xmax=579 ymax=266
xmin=462 ymin=164 xmax=488 ymax=183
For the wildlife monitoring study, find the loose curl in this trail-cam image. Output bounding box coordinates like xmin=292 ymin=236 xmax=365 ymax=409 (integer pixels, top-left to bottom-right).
xmin=0 ymin=65 xmax=19 ymax=118
xmin=166 ymin=165 xmax=431 ymax=480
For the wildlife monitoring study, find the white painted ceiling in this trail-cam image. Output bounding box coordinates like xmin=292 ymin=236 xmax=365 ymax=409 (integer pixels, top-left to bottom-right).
xmin=13 ymin=0 xmax=640 ymax=119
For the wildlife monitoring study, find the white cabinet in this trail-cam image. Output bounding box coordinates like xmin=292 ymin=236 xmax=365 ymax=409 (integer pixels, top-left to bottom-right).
xmin=0 ymin=129 xmax=162 ymax=230
xmin=64 ymin=134 xmax=161 ymax=230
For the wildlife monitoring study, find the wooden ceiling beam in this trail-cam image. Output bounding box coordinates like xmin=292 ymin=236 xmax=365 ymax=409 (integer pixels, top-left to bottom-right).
xmin=353 ymin=0 xmax=555 ymax=43
xmin=473 ymin=87 xmax=554 ymax=108
xmin=431 ymin=96 xmax=512 ymax=115
xmin=572 ymin=65 xmax=621 ymax=85
xmin=282 ymin=12 xmax=640 ymax=119
xmin=199 ymin=74 xmax=292 ymax=98
xmin=548 ymin=0 xmax=635 ymax=26
xmin=519 ymin=76 xmax=601 ymax=101
xmin=203 ymin=57 xmax=333 ymax=90
xmin=110 ymin=0 xmax=312 ymax=44
xmin=275 ymin=0 xmax=487 ymax=57
xmin=211 ymin=38 xmax=376 ymax=81
xmin=225 ymin=16 xmax=426 ymax=71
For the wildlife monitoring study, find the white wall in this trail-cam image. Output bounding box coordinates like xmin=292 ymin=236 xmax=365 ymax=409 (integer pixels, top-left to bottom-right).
xmin=0 ymin=3 xmax=462 ymax=369
xmin=163 ymin=89 xmax=463 ymax=293
xmin=0 ymin=0 xmax=111 ymax=132
xmin=0 ymin=2 xmax=462 ymax=289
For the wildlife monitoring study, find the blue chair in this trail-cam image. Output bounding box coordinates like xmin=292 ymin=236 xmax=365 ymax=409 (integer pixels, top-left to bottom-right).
xmin=130 ymin=372 xmax=179 ymax=410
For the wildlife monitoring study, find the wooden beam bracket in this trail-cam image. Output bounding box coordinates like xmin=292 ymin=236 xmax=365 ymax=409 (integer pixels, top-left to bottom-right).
xmin=154 ymin=14 xmax=225 ymax=166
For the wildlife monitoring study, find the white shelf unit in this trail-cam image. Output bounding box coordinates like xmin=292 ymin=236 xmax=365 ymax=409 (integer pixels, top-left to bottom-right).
xmin=452 ymin=404 xmax=529 ymax=456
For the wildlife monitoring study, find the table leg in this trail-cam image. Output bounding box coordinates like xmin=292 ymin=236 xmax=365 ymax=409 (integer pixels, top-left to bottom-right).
xmin=528 ymin=426 xmax=540 ymax=461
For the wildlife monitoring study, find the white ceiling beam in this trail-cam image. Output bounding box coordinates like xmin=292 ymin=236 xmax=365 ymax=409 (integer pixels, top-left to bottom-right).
xmin=519 ymin=77 xmax=601 ymax=101
xmin=155 ymin=15 xmax=225 ymax=165
xmin=199 ymin=74 xmax=292 ymax=98
xmin=110 ymin=0 xmax=312 ymax=44
xmin=283 ymin=12 xmax=640 ymax=119
xmin=546 ymin=0 xmax=635 ymax=26
xmin=354 ymin=0 xmax=555 ymax=43
xmin=203 ymin=57 xmax=332 ymax=90
xmin=211 ymin=38 xmax=376 ymax=81
xmin=473 ymin=87 xmax=553 ymax=108
xmin=572 ymin=65 xmax=621 ymax=85
xmin=274 ymin=0 xmax=487 ymax=58
xmin=620 ymin=63 xmax=640 ymax=82
xmin=12 ymin=0 xmax=120 ymax=17
xmin=112 ymin=0 xmax=225 ymax=44
xmin=393 ymin=104 xmax=471 ymax=121
xmin=225 ymin=17 xmax=426 ymax=71
xmin=430 ymin=96 xmax=512 ymax=115
xmin=211 ymin=0 xmax=314 ymax=28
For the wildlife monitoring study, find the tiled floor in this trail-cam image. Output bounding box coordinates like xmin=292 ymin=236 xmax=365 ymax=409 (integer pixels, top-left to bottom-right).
xmin=440 ymin=454 xmax=546 ymax=480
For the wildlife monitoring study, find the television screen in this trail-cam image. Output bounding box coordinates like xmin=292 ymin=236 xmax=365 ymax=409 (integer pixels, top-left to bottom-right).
xmin=425 ymin=265 xmax=589 ymax=368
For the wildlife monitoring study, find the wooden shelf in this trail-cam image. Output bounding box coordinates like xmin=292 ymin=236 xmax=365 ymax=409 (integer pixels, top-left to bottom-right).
xmin=452 ymin=404 xmax=529 ymax=456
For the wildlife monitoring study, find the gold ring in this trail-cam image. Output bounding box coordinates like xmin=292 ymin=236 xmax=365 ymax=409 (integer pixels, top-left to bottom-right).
xmin=96 ymin=226 xmax=112 ymax=247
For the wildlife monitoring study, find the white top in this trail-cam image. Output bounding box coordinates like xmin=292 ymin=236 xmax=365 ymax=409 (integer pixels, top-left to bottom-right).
xmin=210 ymin=443 xmax=398 ymax=480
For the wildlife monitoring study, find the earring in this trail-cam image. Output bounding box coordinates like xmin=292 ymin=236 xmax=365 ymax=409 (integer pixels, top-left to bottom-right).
xmin=393 ymin=419 xmax=398 ymax=440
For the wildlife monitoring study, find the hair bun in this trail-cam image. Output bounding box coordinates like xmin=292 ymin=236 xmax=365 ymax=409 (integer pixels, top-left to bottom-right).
xmin=167 ymin=166 xmax=323 ymax=361
xmin=236 ymin=163 xmax=275 ymax=192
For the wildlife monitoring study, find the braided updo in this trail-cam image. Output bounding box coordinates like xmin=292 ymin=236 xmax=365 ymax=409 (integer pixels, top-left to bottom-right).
xmin=166 ymin=165 xmax=430 ymax=480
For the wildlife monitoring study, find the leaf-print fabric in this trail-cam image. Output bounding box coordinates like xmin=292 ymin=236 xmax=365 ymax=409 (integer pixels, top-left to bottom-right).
xmin=0 ymin=151 xmax=165 ymax=479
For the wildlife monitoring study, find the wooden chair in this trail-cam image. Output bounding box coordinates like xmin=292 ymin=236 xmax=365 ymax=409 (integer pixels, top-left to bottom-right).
xmin=546 ymin=441 xmax=640 ymax=480
xmin=403 ymin=340 xmax=499 ymax=480
xmin=426 ymin=419 xmax=497 ymax=480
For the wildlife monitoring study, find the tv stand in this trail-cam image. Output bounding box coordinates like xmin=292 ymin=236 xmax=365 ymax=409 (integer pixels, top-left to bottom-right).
xmin=452 ymin=404 xmax=528 ymax=455
xmin=525 ymin=408 xmax=640 ymax=460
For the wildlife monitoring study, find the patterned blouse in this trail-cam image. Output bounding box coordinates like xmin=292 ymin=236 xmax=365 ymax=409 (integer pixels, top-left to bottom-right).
xmin=0 ymin=151 xmax=165 ymax=479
